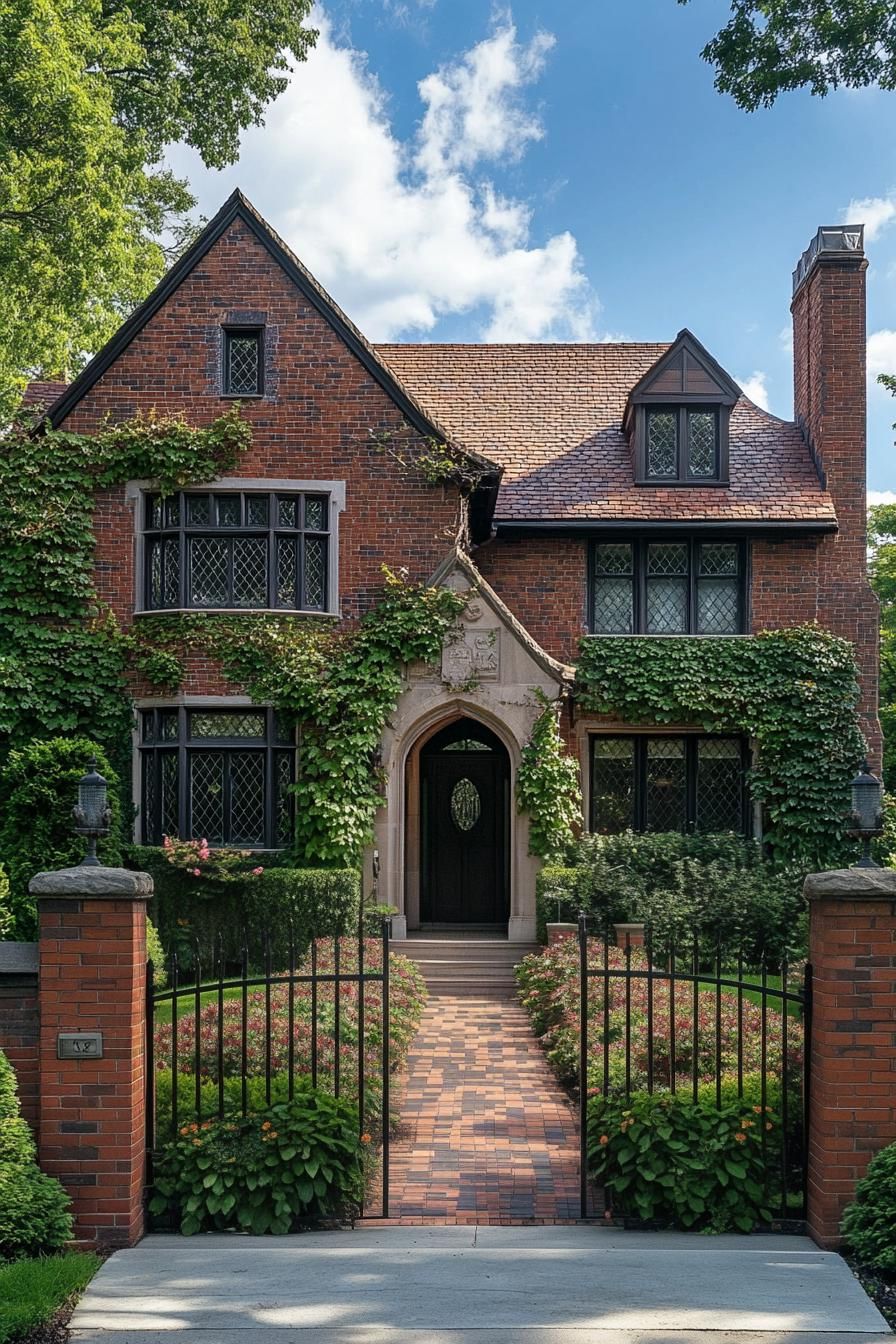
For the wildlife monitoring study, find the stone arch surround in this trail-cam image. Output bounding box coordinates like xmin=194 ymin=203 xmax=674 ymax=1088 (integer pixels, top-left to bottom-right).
xmin=371 ymin=551 xmax=572 ymax=941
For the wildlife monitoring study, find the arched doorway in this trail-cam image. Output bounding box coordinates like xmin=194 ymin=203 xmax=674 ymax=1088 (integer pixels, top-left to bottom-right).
xmin=420 ymin=719 xmax=510 ymax=927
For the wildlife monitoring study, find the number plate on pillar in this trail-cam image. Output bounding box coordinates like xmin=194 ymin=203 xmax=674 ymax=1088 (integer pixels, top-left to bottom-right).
xmin=57 ymin=1032 xmax=103 ymax=1059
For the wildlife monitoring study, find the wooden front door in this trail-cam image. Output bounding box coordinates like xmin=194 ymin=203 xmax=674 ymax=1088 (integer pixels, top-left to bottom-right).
xmin=420 ymin=721 xmax=509 ymax=926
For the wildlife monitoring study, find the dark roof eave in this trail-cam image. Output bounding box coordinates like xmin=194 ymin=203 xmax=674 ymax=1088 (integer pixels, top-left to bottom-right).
xmin=493 ymin=517 xmax=839 ymax=536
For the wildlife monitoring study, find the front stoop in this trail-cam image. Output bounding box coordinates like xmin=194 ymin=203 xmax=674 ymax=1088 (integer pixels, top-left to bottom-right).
xmin=399 ymin=937 xmax=540 ymax=999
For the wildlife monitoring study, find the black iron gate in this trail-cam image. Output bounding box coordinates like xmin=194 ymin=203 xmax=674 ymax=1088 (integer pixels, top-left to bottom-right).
xmin=146 ymin=917 xmax=392 ymax=1221
xmin=576 ymin=914 xmax=811 ymax=1224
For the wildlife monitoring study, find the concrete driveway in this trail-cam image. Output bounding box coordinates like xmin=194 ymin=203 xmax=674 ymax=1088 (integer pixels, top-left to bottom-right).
xmin=69 ymin=1226 xmax=891 ymax=1344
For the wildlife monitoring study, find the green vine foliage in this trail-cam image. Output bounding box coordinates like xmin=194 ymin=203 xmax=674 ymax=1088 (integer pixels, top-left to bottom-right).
xmin=130 ymin=571 xmax=467 ymax=866
xmin=516 ymin=697 xmax=582 ymax=861
xmin=576 ymin=626 xmax=864 ymax=871
xmin=0 ymin=408 xmax=250 ymax=759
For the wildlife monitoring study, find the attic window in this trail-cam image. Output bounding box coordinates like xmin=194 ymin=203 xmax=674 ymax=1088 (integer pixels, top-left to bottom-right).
xmin=646 ymin=408 xmax=719 ymax=481
xmin=223 ymin=327 xmax=263 ymax=396
xmin=625 ymin=331 xmax=738 ymax=487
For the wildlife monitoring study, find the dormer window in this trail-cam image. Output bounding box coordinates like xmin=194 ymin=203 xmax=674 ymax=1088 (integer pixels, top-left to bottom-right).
xmin=624 ymin=330 xmax=739 ymax=486
xmin=646 ymin=407 xmax=719 ymax=481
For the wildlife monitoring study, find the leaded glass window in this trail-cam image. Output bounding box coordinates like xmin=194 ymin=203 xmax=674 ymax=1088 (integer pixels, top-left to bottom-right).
xmin=224 ymin=329 xmax=263 ymax=396
xmin=143 ymin=489 xmax=330 ymax=612
xmin=139 ymin=706 xmax=296 ymax=849
xmin=590 ymin=735 xmax=747 ymax=836
xmin=643 ymin=407 xmax=721 ymax=482
xmin=589 ymin=539 xmax=744 ymax=635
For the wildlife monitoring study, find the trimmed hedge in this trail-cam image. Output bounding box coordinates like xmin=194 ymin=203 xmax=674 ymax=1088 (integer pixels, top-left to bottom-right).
xmin=128 ymin=847 xmax=361 ymax=966
xmin=842 ymin=1142 xmax=896 ymax=1272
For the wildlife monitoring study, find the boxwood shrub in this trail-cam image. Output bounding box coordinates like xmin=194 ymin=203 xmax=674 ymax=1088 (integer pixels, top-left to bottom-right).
xmin=0 ymin=1050 xmax=72 ymax=1262
xmin=128 ymin=846 xmax=361 ymax=967
xmin=841 ymin=1142 xmax=896 ymax=1272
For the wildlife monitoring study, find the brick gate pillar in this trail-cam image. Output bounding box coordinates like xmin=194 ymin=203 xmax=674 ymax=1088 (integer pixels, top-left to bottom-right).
xmin=804 ymin=867 xmax=896 ymax=1249
xmin=30 ymin=865 xmax=152 ymax=1249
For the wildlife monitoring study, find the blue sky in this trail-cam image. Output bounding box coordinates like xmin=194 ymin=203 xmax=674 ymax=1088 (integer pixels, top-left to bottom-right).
xmin=168 ymin=0 xmax=896 ymax=491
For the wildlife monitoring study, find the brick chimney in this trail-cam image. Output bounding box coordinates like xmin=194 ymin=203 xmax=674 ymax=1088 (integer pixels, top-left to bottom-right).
xmin=791 ymin=226 xmax=880 ymax=762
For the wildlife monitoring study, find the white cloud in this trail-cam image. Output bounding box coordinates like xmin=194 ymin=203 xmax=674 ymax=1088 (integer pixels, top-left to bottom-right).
xmin=842 ymin=192 xmax=896 ymax=242
xmin=737 ymin=370 xmax=770 ymax=410
xmin=167 ymin=8 xmax=596 ymax=342
xmin=778 ymin=324 xmax=793 ymax=354
xmin=869 ymin=491 xmax=896 ymax=505
xmin=868 ymin=330 xmax=896 ymax=378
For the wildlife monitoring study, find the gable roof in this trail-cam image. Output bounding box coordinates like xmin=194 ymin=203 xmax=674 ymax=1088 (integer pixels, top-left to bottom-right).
xmin=376 ymin=343 xmax=838 ymax=531
xmin=40 ymin=190 xmax=501 ymax=486
xmin=624 ymin=328 xmax=741 ymax=416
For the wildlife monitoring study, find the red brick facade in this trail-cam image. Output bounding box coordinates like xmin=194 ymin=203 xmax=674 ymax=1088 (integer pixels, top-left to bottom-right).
xmin=0 ymin=964 xmax=39 ymax=1129
xmin=36 ymin=202 xmax=878 ymax=778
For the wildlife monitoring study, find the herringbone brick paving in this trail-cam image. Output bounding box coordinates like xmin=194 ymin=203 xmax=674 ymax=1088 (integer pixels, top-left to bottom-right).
xmin=383 ymin=994 xmax=596 ymax=1224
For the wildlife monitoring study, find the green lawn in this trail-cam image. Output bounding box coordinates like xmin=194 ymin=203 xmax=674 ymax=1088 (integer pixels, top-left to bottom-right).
xmin=152 ymin=984 xmax=243 ymax=1027
xmin=0 ymin=1253 xmax=100 ymax=1344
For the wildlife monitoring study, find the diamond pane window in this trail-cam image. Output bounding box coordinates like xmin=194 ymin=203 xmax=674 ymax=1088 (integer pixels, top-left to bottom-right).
xmin=688 ymin=412 xmax=717 ymax=477
xmin=304 ymin=537 xmax=327 ymax=610
xmin=699 ymin=543 xmax=738 ymax=577
xmin=144 ymin=488 xmax=331 ymax=611
xmin=189 ymin=538 xmax=229 ymax=607
xmin=592 ymin=543 xmax=634 ymax=634
xmin=305 ymin=497 xmax=326 ymax=531
xmin=224 ymin=330 xmax=262 ymax=396
xmin=645 ymin=738 xmax=687 ymax=833
xmin=647 ymin=411 xmax=677 ymax=477
xmin=216 ymin=495 xmax=241 ymax=527
xmin=696 ymin=543 xmax=740 ymax=634
xmin=141 ymin=706 xmax=297 ymax=849
xmin=190 ymin=711 xmax=266 ymax=738
xmin=232 ymin=537 xmax=268 ymax=607
xmin=247 ymin=496 xmax=269 ymax=527
xmin=189 ymin=753 xmax=225 ymax=843
xmin=591 ymin=738 xmax=635 ymax=834
xmin=590 ymin=734 xmax=747 ymax=836
xmin=696 ymin=739 xmax=743 ymax=832
xmin=592 ymin=540 xmax=744 ymax=635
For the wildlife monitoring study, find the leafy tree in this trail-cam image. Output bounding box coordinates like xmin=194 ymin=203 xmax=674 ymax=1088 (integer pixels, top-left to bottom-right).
xmin=680 ymin=1 xmax=896 ymax=109
xmin=0 ymin=0 xmax=317 ymax=419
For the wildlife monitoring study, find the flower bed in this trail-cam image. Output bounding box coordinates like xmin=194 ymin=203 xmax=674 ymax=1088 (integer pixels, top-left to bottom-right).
xmin=153 ymin=940 xmax=427 ymax=1134
xmin=516 ymin=937 xmax=803 ymax=1095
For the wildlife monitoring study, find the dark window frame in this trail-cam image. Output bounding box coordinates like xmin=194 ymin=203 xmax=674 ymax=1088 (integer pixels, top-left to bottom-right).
xmin=222 ymin=325 xmax=264 ymax=397
xmin=588 ymin=732 xmax=750 ymax=836
xmin=139 ymin=706 xmax=296 ymax=849
xmin=142 ymin=488 xmax=330 ymax=613
xmin=635 ymin=404 xmax=730 ymax=485
xmin=588 ymin=536 xmax=748 ymax=636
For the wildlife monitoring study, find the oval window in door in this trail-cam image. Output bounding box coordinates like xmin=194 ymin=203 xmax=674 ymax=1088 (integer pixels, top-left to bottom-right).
xmin=451 ymin=777 xmax=481 ymax=832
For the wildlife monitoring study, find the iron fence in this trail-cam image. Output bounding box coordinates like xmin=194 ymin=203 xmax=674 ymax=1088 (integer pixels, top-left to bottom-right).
xmin=576 ymin=913 xmax=811 ymax=1224
xmin=146 ymin=918 xmax=392 ymax=1220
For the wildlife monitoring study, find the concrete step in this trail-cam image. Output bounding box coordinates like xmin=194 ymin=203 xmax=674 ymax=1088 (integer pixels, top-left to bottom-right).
xmin=396 ymin=939 xmax=542 ymax=999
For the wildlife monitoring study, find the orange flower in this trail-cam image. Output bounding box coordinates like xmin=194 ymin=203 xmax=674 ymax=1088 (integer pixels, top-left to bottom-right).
xmin=599 ymin=1134 xmax=609 ymax=1145
xmin=741 ymin=1119 xmax=754 ymax=1128
xmin=193 ymin=1139 xmax=202 ymax=1147
xmin=765 ymin=1122 xmax=773 ymax=1131
xmin=360 ymin=1133 xmax=372 ymax=1144
xmin=261 ymin=1121 xmax=272 ymax=1131
xmin=752 ymin=1105 xmax=762 ymax=1114
xmin=179 ymin=1126 xmax=190 ymax=1136
xmin=734 ymin=1132 xmax=747 ymax=1143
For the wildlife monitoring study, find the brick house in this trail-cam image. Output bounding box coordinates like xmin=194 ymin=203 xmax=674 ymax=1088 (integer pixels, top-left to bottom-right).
xmin=31 ymin=195 xmax=878 ymax=939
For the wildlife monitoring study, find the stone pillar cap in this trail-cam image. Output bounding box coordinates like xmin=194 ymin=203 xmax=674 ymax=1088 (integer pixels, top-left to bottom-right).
xmin=803 ymin=867 xmax=896 ymax=901
xmin=29 ymin=866 xmax=153 ymax=900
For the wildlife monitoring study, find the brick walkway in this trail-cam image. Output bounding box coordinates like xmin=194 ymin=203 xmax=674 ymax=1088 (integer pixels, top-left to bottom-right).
xmin=382 ymin=995 xmax=595 ymax=1224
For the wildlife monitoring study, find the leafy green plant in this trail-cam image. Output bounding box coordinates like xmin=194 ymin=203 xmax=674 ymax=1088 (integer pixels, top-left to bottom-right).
xmin=0 ymin=867 xmax=12 ymax=941
xmin=0 ymin=1051 xmax=73 ymax=1262
xmin=537 ymin=831 xmax=806 ymax=960
xmin=842 ymin=1142 xmax=896 ymax=1272
xmin=516 ymin=696 xmax=581 ymax=860
xmin=132 ymin=569 xmax=467 ymax=866
xmin=577 ymin=626 xmax=864 ymax=871
xmin=150 ymin=1090 xmax=365 ymax=1234
xmin=0 ymin=408 xmax=250 ymax=766
xmin=146 ymin=918 xmax=167 ymax=990
xmin=0 ymin=738 xmax=122 ymax=939
xmin=587 ymin=1090 xmax=778 ymax=1231
xmin=0 ymin=1252 xmax=100 ymax=1344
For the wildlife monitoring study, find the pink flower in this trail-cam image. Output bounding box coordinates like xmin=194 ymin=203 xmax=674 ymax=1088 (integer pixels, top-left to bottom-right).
xmin=162 ymin=835 xmax=172 ymax=850
xmin=191 ymin=867 xmax=201 ymax=877
xmin=252 ymin=866 xmax=264 ymax=876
